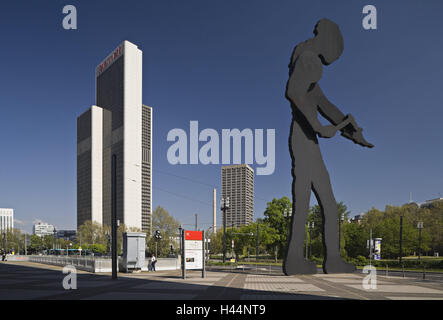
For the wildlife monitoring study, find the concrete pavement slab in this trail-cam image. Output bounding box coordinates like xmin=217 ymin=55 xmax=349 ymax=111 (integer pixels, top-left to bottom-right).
xmin=346 ymin=284 xmax=443 ymax=294
xmin=244 ymin=282 xmax=324 ymax=292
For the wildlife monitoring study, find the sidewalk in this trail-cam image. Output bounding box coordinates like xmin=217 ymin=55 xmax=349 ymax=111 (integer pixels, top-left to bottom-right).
xmin=1 ymin=261 xmax=442 ymax=300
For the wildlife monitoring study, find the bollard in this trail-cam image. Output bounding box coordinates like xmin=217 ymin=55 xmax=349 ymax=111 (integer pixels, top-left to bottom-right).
xmin=386 ymin=264 xmax=388 ymax=277
xmin=402 ymin=265 xmax=405 ymax=278
xmin=423 ymin=265 xmax=426 ymax=280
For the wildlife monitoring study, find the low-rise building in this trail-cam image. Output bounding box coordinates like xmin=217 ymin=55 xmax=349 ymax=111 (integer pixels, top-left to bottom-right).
xmin=350 ymin=214 xmax=363 ymax=224
xmin=419 ymin=197 xmax=443 ymax=208
xmin=56 ymin=230 xmax=77 ymax=241
xmin=33 ymin=222 xmax=55 ymax=237
xmin=0 ymin=208 xmax=14 ymax=232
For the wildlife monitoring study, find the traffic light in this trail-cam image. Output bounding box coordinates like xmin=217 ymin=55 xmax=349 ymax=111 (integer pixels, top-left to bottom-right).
xmin=154 ymin=230 xmax=162 ymax=240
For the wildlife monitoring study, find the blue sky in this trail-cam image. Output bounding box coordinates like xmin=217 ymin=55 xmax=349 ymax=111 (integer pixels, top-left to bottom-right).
xmin=1 ymin=0 xmax=442 ymax=233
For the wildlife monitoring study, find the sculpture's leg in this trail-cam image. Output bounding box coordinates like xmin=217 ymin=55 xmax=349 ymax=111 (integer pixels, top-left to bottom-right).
xmin=284 ymin=172 xmax=317 ymax=275
xmin=312 ymin=162 xmax=355 ymax=274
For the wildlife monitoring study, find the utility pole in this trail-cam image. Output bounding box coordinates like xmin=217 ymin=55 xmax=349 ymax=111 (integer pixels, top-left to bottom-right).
xmin=399 ymin=216 xmax=403 ymax=264
xmin=195 ymin=214 xmax=198 ymax=231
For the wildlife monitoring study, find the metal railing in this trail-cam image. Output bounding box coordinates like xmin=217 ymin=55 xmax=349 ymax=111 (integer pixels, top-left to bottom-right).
xmin=10 ymin=255 xmax=181 ymax=273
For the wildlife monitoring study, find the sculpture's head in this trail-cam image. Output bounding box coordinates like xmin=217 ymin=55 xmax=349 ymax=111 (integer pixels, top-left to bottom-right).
xmin=313 ymin=18 xmax=344 ymax=65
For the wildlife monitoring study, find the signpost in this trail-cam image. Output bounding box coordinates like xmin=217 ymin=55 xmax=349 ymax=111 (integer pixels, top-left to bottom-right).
xmin=182 ymin=230 xmax=205 ymax=280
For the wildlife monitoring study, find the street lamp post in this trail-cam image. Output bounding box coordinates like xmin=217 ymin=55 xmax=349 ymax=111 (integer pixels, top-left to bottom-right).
xmin=105 ymin=231 xmax=110 ymax=256
xmin=399 ymin=216 xmax=404 ymax=264
xmin=111 ymin=154 xmax=118 ymax=280
xmin=2 ymin=232 xmax=5 ymax=253
xmin=206 ymin=226 xmax=213 ymax=262
xmin=339 ymin=213 xmax=344 ymax=252
xmin=283 ymin=208 xmax=292 ymax=236
xmin=2 ymin=231 xmax=6 ymax=258
xmin=369 ymin=228 xmax=373 ymax=267
xmin=417 ymin=222 xmax=423 ymax=261
xmin=154 ymin=230 xmax=162 ymax=257
xmin=220 ymin=197 xmax=230 ymax=263
xmin=178 ymin=225 xmax=182 ymax=254
xmin=53 ymin=228 xmax=57 ymax=254
xmin=256 ymin=222 xmax=259 ymax=262
xmin=274 ymin=244 xmax=278 ymax=263
xmin=309 ymin=221 xmax=314 ymax=258
xmin=305 ymin=222 xmax=314 ymax=259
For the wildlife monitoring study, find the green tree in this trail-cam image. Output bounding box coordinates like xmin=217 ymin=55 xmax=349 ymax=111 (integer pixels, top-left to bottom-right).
xmin=209 ymin=231 xmax=222 ymax=255
xmin=77 ymin=221 xmax=107 ymax=246
xmin=231 ymin=221 xmax=278 ymax=260
xmin=358 ymin=204 xmax=434 ymax=259
xmin=3 ymin=228 xmax=24 ymax=254
xmin=343 ymin=223 xmax=367 ymax=258
xmin=29 ymin=234 xmax=43 ymax=254
xmin=42 ymin=235 xmax=54 ymax=250
xmin=147 ymin=206 xmax=180 ymax=257
xmin=307 ymin=202 xmax=351 ymax=259
xmin=263 ymin=196 xmax=292 ymax=258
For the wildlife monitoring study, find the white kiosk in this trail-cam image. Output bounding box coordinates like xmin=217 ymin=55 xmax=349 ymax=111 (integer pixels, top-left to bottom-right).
xmin=122 ymin=232 xmax=146 ymax=272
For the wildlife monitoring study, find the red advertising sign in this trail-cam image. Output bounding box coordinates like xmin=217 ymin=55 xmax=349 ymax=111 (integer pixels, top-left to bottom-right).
xmin=185 ymin=230 xmax=203 ymax=241
xmin=96 ymin=43 xmax=124 ymax=77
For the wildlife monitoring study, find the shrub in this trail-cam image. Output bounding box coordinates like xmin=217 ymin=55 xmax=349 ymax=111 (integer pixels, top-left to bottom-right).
xmin=372 ymin=258 xmax=443 ymax=269
xmin=309 ymin=256 xmax=323 ymax=265
xmin=356 ymin=255 xmax=368 ymax=266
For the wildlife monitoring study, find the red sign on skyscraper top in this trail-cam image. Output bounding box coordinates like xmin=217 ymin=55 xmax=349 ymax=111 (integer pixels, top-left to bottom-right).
xmin=185 ymin=230 xmax=203 ymax=241
xmin=96 ymin=44 xmax=124 ymax=77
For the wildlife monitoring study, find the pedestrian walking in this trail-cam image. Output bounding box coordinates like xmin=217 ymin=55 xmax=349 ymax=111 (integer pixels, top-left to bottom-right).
xmin=151 ymin=254 xmax=157 ymax=272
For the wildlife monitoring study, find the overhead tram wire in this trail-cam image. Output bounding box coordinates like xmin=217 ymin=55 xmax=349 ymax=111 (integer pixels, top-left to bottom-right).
xmin=155 ymin=169 xmax=216 ymax=188
xmin=154 ymin=168 xmax=270 ymax=203
xmin=153 ymin=186 xmax=212 ymax=207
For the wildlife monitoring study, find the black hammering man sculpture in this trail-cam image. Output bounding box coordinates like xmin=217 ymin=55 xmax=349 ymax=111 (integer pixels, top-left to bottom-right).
xmin=284 ymin=18 xmax=374 ymax=275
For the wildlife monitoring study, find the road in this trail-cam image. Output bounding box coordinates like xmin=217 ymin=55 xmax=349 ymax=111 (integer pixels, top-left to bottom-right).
xmin=208 ymin=264 xmax=443 ymax=282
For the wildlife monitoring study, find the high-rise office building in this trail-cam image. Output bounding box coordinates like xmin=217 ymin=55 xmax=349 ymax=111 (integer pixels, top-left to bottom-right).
xmin=221 ymin=164 xmax=254 ymax=228
xmin=77 ymin=41 xmax=152 ymax=233
xmin=0 ymin=208 xmax=14 ymax=232
xmin=77 ymin=106 xmax=112 ymax=226
xmin=141 ymin=105 xmax=152 ymax=234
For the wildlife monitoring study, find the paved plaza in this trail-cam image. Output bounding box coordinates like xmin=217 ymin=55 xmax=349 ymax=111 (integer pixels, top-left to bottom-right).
xmin=0 ymin=261 xmax=442 ymax=300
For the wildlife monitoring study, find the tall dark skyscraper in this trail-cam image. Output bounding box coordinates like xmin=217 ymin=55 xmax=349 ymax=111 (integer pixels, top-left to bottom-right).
xmin=77 ymin=41 xmax=152 ymax=233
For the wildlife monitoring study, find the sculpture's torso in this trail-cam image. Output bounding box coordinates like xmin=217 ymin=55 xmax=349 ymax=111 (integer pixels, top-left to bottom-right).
xmin=288 ymin=41 xmax=325 ymax=171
